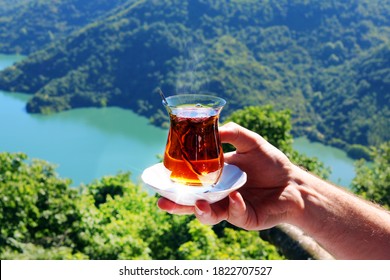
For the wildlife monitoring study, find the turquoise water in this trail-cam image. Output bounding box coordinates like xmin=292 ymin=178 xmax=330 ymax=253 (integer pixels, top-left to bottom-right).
xmin=293 ymin=137 xmax=356 ymax=188
xmin=0 ymin=90 xmax=168 ymax=186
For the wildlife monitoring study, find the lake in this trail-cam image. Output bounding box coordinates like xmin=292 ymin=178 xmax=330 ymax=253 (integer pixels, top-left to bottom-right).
xmin=293 ymin=137 xmax=356 ymax=187
xmin=1 ymin=54 xmax=168 ymax=186
xmin=0 ymin=54 xmax=356 ymax=188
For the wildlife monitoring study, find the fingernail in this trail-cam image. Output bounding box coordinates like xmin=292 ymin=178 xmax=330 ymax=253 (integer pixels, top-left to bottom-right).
xmin=195 ymin=201 xmax=210 ymax=216
xmin=194 ymin=204 xmax=205 ymax=216
xmin=229 ymin=192 xmax=242 ymax=209
xmin=229 ymin=192 xmax=237 ymax=204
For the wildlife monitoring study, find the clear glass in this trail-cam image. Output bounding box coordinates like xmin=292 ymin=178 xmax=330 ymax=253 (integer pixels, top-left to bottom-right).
xmin=163 ymin=94 xmax=226 ymax=186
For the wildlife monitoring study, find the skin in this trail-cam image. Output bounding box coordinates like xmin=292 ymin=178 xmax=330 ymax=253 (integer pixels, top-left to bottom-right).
xmin=158 ymin=122 xmax=390 ymax=260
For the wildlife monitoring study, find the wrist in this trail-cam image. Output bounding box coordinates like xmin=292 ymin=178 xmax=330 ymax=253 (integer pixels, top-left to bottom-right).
xmin=285 ymin=164 xmax=390 ymax=259
xmin=284 ymin=164 xmax=328 ymax=232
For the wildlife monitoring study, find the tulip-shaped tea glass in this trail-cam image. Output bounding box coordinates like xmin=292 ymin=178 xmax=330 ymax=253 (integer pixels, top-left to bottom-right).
xmin=163 ymin=94 xmax=226 ymax=186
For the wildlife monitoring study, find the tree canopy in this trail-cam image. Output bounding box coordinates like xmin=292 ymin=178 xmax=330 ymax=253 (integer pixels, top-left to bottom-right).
xmin=351 ymin=141 xmax=390 ymax=210
xmin=0 ymin=152 xmax=283 ymax=260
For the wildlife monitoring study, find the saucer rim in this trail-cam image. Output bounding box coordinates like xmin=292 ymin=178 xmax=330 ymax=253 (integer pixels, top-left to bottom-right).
xmin=141 ymin=162 xmax=247 ymax=195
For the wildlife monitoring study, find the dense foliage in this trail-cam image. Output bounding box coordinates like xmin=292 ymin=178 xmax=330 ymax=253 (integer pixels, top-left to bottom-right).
xmin=0 ymin=152 xmax=80 ymax=252
xmin=0 ymin=0 xmax=388 ymax=150
xmin=0 ymin=152 xmax=283 ymax=260
xmin=351 ymin=141 xmax=390 ymax=210
xmin=0 ymin=0 xmax=130 ymax=54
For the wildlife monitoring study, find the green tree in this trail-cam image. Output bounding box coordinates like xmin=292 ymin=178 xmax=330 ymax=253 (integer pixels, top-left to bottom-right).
xmin=223 ymin=106 xmax=330 ymax=179
xmin=0 ymin=152 xmax=283 ymax=260
xmin=351 ymin=142 xmax=390 ymax=209
xmin=177 ymin=219 xmax=282 ymax=260
xmin=78 ymin=173 xmax=283 ymax=260
xmin=77 ymin=173 xmax=159 ymax=259
xmin=0 ymin=152 xmax=82 ymax=256
xmin=223 ymin=105 xmax=293 ymax=152
xmin=1 ymin=243 xmax=88 ymax=260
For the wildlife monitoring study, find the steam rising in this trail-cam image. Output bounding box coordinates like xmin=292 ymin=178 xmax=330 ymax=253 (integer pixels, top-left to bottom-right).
xmin=175 ymin=44 xmax=209 ymax=94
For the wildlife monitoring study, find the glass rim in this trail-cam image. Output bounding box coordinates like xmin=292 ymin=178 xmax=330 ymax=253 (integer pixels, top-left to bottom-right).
xmin=164 ymin=93 xmax=226 ymax=109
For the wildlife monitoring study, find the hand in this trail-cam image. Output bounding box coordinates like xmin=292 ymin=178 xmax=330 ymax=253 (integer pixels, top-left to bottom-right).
xmin=158 ymin=122 xmax=302 ymax=230
xmin=158 ymin=122 xmax=390 ymax=259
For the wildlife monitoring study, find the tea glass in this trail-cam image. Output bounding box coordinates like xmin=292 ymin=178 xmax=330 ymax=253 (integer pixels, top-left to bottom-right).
xmin=163 ymin=94 xmax=226 ymax=186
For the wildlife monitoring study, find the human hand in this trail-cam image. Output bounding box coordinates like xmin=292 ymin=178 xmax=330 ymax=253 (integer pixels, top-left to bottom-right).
xmin=159 ymin=122 xmax=390 ymax=259
xmin=157 ymin=122 xmax=302 ymax=230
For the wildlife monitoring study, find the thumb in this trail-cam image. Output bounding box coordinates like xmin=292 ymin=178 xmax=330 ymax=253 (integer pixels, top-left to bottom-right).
xmin=219 ymin=122 xmax=267 ymax=154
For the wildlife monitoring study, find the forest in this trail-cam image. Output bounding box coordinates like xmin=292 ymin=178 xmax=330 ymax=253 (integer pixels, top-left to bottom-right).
xmin=0 ymin=0 xmax=388 ymax=154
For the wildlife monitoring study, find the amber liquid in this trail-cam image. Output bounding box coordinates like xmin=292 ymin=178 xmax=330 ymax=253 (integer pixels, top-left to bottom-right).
xmin=163 ymin=113 xmax=224 ymax=186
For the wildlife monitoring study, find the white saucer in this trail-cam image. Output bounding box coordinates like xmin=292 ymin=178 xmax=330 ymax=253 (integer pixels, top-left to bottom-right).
xmin=141 ymin=163 xmax=247 ymax=206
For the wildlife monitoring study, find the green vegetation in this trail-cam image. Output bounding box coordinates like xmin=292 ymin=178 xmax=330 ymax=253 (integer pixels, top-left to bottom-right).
xmin=0 ymin=153 xmax=79 ymax=250
xmin=352 ymin=142 xmax=390 ymax=210
xmin=0 ymin=0 xmax=388 ymax=152
xmin=224 ymin=105 xmax=294 ymax=153
xmin=0 ymin=0 xmax=130 ymax=54
xmin=346 ymin=144 xmax=371 ymax=161
xmin=223 ymin=106 xmax=330 ymax=179
xmin=0 ymin=152 xmax=283 ymax=260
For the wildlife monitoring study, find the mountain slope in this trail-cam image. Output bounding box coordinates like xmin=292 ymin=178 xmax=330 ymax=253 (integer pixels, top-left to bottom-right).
xmin=0 ymin=0 xmax=389 ymax=147
xmin=0 ymin=0 xmax=130 ymax=54
xmin=313 ymin=44 xmax=390 ymax=146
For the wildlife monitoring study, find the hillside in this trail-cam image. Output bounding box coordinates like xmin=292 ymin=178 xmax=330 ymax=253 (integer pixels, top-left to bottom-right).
xmin=0 ymin=0 xmax=389 ymax=147
xmin=0 ymin=0 xmax=130 ymax=54
xmin=313 ymin=44 xmax=390 ymax=147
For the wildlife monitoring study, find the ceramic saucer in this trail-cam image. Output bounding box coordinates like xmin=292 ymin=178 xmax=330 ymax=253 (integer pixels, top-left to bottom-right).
xmin=141 ymin=163 xmax=247 ymax=206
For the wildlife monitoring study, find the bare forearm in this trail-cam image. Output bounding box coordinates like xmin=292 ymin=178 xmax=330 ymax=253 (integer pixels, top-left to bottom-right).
xmin=289 ymin=165 xmax=390 ymax=259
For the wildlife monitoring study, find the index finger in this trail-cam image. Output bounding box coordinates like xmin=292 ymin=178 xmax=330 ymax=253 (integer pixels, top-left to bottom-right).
xmin=219 ymin=122 xmax=267 ymax=153
xmin=157 ymin=197 xmax=195 ymax=215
